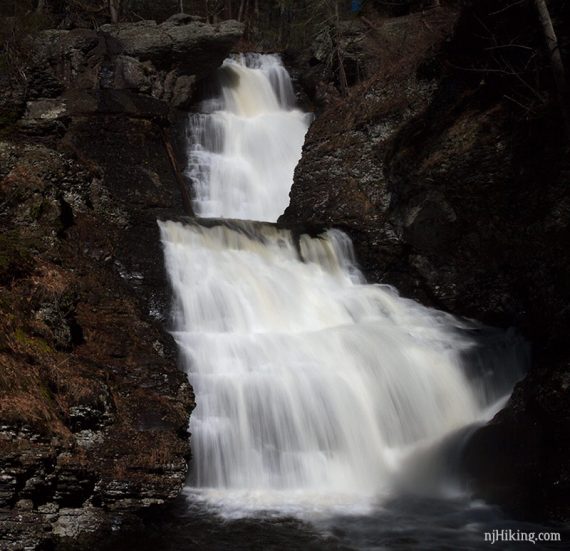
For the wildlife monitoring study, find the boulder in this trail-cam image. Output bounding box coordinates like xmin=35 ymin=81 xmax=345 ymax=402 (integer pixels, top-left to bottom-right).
xmin=18 ymin=99 xmax=69 ymax=135
xmin=24 ymin=19 xmax=242 ymax=112
xmin=100 ymin=19 xmax=244 ymax=75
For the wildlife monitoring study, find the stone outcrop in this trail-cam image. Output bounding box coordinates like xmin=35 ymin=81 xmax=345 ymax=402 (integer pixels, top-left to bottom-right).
xmin=100 ymin=17 xmax=242 ymax=75
xmin=282 ymin=6 xmax=461 ymax=300
xmin=0 ymin=16 xmax=242 ymax=550
xmin=17 ymin=15 xmax=242 ymax=122
xmin=281 ymin=1 xmax=570 ymax=521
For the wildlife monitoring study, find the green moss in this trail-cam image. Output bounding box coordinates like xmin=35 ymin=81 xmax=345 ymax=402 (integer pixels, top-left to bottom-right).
xmin=13 ymin=327 xmax=28 ymax=343
xmin=39 ymin=382 xmax=56 ymax=405
xmin=14 ymin=328 xmax=54 ymax=355
xmin=28 ymin=198 xmax=45 ymax=221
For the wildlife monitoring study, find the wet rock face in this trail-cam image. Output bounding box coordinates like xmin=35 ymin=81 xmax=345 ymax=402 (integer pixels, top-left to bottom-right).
xmin=0 ymin=16 xmax=242 ymax=550
xmin=0 ymin=139 xmax=194 ymax=549
xmin=283 ymin=2 xmax=570 ymax=521
xmin=463 ymin=355 xmax=570 ymax=522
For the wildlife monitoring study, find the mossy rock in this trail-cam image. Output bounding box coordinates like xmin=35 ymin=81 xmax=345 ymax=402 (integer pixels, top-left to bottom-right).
xmin=0 ymin=230 xmax=34 ymax=284
xmin=28 ymin=197 xmax=45 ymax=221
xmin=13 ymin=327 xmax=54 ymax=355
xmin=0 ymin=106 xmax=22 ymax=128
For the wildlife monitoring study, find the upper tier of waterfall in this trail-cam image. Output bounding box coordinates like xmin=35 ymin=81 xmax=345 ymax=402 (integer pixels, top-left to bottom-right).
xmin=186 ymin=54 xmax=312 ymax=222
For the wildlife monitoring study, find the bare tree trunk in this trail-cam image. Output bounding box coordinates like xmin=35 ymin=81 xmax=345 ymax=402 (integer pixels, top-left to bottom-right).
xmin=225 ymin=0 xmax=232 ymax=19
xmin=179 ymin=0 xmax=185 ymax=14
xmin=278 ymin=4 xmax=284 ymax=45
xmin=109 ymin=0 xmax=120 ymax=23
xmin=35 ymin=0 xmax=47 ymax=13
xmin=238 ymin=0 xmax=246 ymax=22
xmin=240 ymin=0 xmax=249 ymax=36
xmin=534 ymin=0 xmax=570 ymax=140
xmin=334 ymin=0 xmax=348 ymax=96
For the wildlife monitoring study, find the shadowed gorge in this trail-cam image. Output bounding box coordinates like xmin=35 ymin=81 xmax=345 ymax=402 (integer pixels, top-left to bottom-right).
xmin=1 ymin=1 xmax=569 ymax=549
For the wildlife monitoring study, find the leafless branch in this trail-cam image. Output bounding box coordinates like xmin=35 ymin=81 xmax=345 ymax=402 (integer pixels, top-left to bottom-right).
xmin=488 ymin=0 xmax=527 ymax=17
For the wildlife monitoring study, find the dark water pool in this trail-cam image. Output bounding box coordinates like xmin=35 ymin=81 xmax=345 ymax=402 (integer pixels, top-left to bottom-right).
xmin=100 ymin=495 xmax=568 ymax=551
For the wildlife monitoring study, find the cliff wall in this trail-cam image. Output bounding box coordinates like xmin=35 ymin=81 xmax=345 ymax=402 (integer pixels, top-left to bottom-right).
xmin=281 ymin=0 xmax=570 ymax=521
xmin=0 ymin=14 xmax=242 ymax=549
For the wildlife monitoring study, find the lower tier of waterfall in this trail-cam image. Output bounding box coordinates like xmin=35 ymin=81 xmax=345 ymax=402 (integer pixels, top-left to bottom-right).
xmin=160 ymin=219 xmax=528 ymax=516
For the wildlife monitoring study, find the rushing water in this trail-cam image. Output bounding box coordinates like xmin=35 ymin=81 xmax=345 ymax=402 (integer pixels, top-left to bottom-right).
xmin=187 ymin=54 xmax=312 ymax=221
xmin=154 ymin=54 xmax=560 ymax=549
xmin=160 ymin=219 xmax=527 ymax=514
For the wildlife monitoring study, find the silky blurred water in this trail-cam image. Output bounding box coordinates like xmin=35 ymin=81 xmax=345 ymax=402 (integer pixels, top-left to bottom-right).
xmin=160 ymin=219 xmax=528 ymax=515
xmin=151 ymin=54 xmax=555 ymax=550
xmin=186 ymin=54 xmax=312 ymax=221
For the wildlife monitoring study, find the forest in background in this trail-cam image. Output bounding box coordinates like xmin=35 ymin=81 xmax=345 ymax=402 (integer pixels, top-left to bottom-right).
xmin=0 ymin=1 xmax=440 ymax=50
xmin=3 ymin=1 xmax=568 ymax=114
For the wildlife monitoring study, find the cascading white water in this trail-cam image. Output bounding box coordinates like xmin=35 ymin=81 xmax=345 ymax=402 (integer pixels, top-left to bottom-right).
xmin=160 ymin=55 xmax=528 ymax=515
xmin=160 ymin=221 xmax=527 ymax=512
xmin=187 ymin=54 xmax=312 ymax=221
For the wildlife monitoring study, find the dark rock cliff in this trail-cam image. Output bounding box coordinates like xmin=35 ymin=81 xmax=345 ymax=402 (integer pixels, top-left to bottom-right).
xmin=0 ymin=15 xmax=242 ymax=550
xmin=281 ymin=1 xmax=570 ymax=522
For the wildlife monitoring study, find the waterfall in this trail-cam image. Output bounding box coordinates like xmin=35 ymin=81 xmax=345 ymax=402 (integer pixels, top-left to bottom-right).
xmin=187 ymin=54 xmax=312 ymax=221
xmin=160 ymin=55 xmax=528 ymax=515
